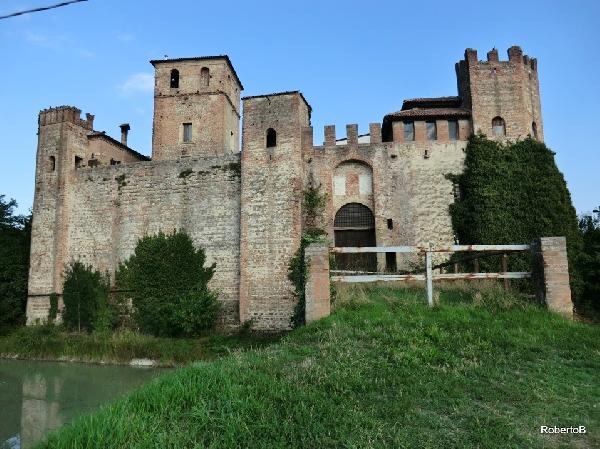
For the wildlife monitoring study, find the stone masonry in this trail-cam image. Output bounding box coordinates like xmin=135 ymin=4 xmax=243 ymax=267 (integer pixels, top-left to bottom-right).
xmin=27 ymin=47 xmax=546 ymax=330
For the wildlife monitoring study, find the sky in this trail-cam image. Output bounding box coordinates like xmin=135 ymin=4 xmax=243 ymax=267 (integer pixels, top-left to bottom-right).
xmin=0 ymin=0 xmax=599 ymax=215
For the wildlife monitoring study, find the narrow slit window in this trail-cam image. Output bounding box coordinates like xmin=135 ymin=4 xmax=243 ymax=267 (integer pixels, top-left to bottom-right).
xmin=170 ymin=69 xmax=179 ymax=88
xmin=532 ymin=122 xmax=538 ymax=140
xmin=200 ymin=67 xmax=209 ymax=86
xmin=448 ymin=120 xmax=458 ymax=140
xmin=48 ymin=156 xmax=56 ymax=172
xmin=403 ymin=122 xmax=414 ymax=141
xmin=266 ymin=128 xmax=277 ymax=148
xmin=183 ymin=123 xmax=192 ymax=143
xmin=426 ymin=121 xmax=437 ymax=140
xmin=387 ymin=218 xmax=393 ymax=230
xmin=492 ymin=116 xmax=506 ymax=137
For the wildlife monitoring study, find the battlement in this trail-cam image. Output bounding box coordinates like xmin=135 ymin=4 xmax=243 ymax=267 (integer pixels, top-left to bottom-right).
xmin=39 ymin=106 xmax=94 ymax=130
xmin=464 ymin=46 xmax=537 ymax=71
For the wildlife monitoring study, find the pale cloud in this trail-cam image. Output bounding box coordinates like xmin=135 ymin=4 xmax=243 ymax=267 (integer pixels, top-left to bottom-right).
xmin=119 ymin=73 xmax=154 ymax=95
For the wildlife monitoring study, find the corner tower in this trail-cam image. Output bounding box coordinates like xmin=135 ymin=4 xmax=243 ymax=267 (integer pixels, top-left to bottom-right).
xmin=150 ymin=56 xmax=243 ymax=160
xmin=456 ymin=46 xmax=543 ymax=141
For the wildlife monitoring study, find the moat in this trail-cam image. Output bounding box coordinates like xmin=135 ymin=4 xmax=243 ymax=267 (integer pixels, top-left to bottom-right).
xmin=0 ymin=359 xmax=167 ymax=449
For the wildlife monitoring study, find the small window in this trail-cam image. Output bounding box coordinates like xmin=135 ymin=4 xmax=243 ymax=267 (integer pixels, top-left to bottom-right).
xmin=387 ymin=218 xmax=393 ymax=230
xmin=403 ymin=122 xmax=414 ymax=141
xmin=74 ymin=156 xmax=83 ymax=168
xmin=110 ymin=158 xmax=121 ymax=166
xmin=385 ymin=253 xmax=397 ymax=272
xmin=532 ymin=122 xmax=538 ymax=140
xmin=448 ymin=120 xmax=458 ymax=141
xmin=170 ymin=69 xmax=179 ymax=88
xmin=426 ymin=121 xmax=437 ymax=140
xmin=492 ymin=116 xmax=506 ymax=137
xmin=183 ymin=123 xmax=192 ymax=143
xmin=48 ymin=156 xmax=56 ymax=172
xmin=200 ymin=67 xmax=209 ymax=87
xmin=266 ymin=128 xmax=277 ymax=148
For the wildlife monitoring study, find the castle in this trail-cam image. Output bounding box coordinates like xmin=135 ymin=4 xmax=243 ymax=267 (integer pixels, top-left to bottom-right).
xmin=26 ymin=46 xmax=543 ymax=330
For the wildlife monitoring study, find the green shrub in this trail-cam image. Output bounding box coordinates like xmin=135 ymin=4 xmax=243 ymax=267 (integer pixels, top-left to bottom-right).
xmin=116 ymin=231 xmax=218 ymax=337
xmin=62 ymin=262 xmax=111 ymax=333
xmin=48 ymin=292 xmax=59 ymax=323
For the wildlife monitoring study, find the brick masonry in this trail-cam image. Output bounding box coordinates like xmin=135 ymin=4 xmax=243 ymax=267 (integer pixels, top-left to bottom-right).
xmin=27 ymin=46 xmax=549 ymax=330
xmin=304 ymin=244 xmax=331 ymax=323
xmin=532 ymin=237 xmax=573 ymax=317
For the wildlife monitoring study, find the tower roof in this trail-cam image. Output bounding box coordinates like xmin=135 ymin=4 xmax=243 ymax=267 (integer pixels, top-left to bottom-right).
xmin=149 ymin=55 xmax=243 ymax=89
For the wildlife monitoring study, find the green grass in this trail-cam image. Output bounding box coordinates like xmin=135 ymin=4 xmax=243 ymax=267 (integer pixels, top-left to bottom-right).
xmin=0 ymin=325 xmax=280 ymax=366
xmin=36 ymin=283 xmax=600 ymax=448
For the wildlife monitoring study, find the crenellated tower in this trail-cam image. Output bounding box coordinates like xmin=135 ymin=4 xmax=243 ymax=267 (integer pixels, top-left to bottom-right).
xmin=27 ymin=106 xmax=94 ymax=323
xmin=456 ymin=46 xmax=543 ymax=141
xmin=150 ymin=56 xmax=243 ymax=160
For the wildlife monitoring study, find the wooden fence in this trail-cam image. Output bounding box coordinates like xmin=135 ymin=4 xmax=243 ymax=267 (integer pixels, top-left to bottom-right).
xmin=330 ymin=244 xmax=531 ymax=307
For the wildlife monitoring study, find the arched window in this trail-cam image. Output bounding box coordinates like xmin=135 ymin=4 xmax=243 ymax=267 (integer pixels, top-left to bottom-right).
xmin=532 ymin=122 xmax=538 ymax=140
xmin=200 ymin=67 xmax=209 ymax=86
xmin=334 ymin=203 xmax=376 ymax=272
xmin=266 ymin=128 xmax=277 ymax=148
xmin=170 ymin=69 xmax=179 ymax=88
xmin=492 ymin=116 xmax=506 ymax=137
xmin=48 ymin=155 xmax=56 ymax=172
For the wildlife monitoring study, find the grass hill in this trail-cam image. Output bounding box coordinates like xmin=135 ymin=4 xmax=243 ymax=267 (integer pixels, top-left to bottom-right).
xmin=37 ymin=283 xmax=599 ymax=449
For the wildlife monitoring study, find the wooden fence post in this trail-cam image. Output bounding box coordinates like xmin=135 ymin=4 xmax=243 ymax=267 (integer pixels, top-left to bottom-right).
xmin=425 ymin=243 xmax=433 ymax=307
xmin=501 ymin=253 xmax=510 ymax=290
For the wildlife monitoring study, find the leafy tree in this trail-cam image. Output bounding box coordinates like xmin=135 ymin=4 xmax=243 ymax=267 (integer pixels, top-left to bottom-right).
xmin=449 ymin=135 xmax=583 ymax=305
xmin=116 ymin=231 xmax=219 ymax=337
xmin=0 ymin=195 xmax=31 ymax=334
xmin=578 ymin=212 xmax=600 ymax=316
xmin=62 ymin=262 xmax=111 ymax=332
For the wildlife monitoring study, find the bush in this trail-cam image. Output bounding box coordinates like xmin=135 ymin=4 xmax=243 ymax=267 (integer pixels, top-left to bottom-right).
xmin=62 ymin=262 xmax=111 ymax=332
xmin=578 ymin=213 xmax=600 ymax=317
xmin=116 ymin=231 xmax=219 ymax=337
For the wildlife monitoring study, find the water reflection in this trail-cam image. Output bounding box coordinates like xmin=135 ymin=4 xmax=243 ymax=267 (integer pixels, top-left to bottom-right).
xmin=0 ymin=359 xmax=167 ymax=449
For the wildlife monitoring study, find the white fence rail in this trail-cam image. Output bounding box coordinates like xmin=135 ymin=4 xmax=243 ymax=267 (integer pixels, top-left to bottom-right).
xmin=330 ymin=243 xmax=531 ymax=307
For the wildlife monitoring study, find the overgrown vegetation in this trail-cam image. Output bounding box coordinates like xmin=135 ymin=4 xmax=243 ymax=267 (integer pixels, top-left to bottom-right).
xmin=449 ymin=135 xmax=584 ymax=304
xmin=62 ymin=262 xmax=112 ymax=333
xmin=578 ymin=211 xmax=600 ymax=317
xmin=0 ymin=195 xmax=31 ymax=334
xmin=288 ymin=185 xmax=329 ymax=327
xmin=35 ymin=283 xmax=600 ymax=449
xmin=116 ymin=231 xmax=219 ymax=337
xmin=0 ymin=324 xmax=280 ymax=366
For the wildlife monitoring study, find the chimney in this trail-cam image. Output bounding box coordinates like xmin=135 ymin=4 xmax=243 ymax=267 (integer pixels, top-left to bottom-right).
xmin=119 ymin=123 xmax=130 ymax=146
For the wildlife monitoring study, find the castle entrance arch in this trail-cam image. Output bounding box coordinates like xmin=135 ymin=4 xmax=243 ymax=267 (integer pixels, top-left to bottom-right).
xmin=334 ymin=203 xmax=377 ymax=272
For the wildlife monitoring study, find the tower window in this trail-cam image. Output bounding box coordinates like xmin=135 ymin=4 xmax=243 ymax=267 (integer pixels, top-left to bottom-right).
xmin=403 ymin=122 xmax=414 ymax=141
xmin=183 ymin=123 xmax=192 ymax=143
xmin=492 ymin=116 xmax=506 ymax=137
xmin=266 ymin=128 xmax=277 ymax=148
xmin=387 ymin=218 xmax=393 ymax=230
xmin=448 ymin=120 xmax=458 ymax=140
xmin=170 ymin=69 xmax=179 ymax=88
xmin=74 ymin=156 xmax=83 ymax=168
xmin=48 ymin=156 xmax=56 ymax=172
xmin=532 ymin=122 xmax=538 ymax=140
xmin=200 ymin=67 xmax=209 ymax=87
xmin=426 ymin=121 xmax=437 ymax=140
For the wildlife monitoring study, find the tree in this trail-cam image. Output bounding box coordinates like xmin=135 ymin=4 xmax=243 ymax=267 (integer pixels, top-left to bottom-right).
xmin=578 ymin=212 xmax=600 ymax=316
xmin=116 ymin=231 xmax=219 ymax=337
xmin=449 ymin=135 xmax=583 ymax=304
xmin=0 ymin=195 xmax=31 ymax=333
xmin=62 ymin=262 xmax=110 ymax=332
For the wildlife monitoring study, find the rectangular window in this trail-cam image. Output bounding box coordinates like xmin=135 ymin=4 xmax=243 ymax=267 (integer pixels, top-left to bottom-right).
xmin=448 ymin=120 xmax=458 ymax=140
xmin=333 ymin=176 xmax=346 ymax=196
xmin=183 ymin=123 xmax=192 ymax=143
xmin=403 ymin=122 xmax=414 ymax=141
xmin=426 ymin=121 xmax=437 ymax=140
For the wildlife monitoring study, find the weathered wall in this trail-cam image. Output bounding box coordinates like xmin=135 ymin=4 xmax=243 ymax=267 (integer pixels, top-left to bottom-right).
xmin=306 ymin=125 xmax=466 ymax=269
xmin=28 ymin=150 xmax=242 ymax=325
xmin=239 ymin=92 xmax=310 ymax=330
xmin=87 ymin=134 xmax=148 ymax=166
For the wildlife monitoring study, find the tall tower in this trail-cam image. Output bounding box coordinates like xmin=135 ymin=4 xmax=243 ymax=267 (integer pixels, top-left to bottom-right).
xmin=27 ymin=106 xmax=94 ymax=323
xmin=239 ymin=91 xmax=311 ymax=329
xmin=456 ymin=46 xmax=543 ymax=141
xmin=150 ymin=56 xmax=243 ymax=160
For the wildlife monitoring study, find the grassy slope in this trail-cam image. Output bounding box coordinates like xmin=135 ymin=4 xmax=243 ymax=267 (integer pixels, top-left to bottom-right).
xmin=37 ymin=284 xmax=599 ymax=449
xmin=0 ymin=326 xmax=279 ymax=366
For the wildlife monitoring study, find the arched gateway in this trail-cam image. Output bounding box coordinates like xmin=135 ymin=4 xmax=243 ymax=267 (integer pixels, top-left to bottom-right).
xmin=333 ymin=203 xmax=377 ymax=272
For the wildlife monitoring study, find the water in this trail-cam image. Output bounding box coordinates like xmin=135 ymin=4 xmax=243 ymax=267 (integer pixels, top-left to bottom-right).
xmin=0 ymin=359 xmax=168 ymax=449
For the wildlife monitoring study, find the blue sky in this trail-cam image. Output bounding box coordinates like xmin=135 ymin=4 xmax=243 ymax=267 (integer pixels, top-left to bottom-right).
xmin=1 ymin=0 xmax=598 ymax=215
